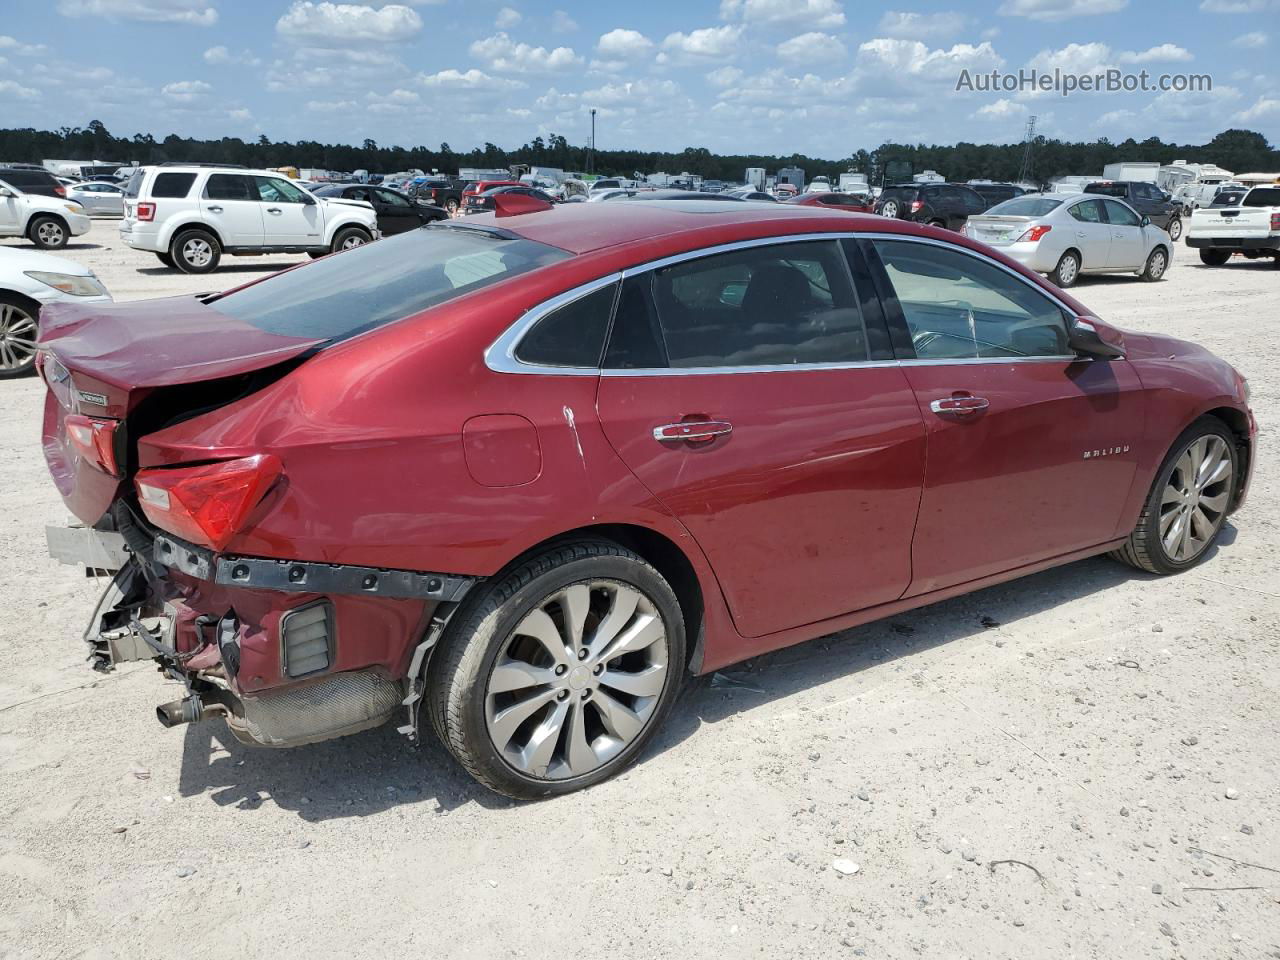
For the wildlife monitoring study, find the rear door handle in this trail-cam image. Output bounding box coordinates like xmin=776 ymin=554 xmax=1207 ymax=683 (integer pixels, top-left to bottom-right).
xmin=653 ymin=420 xmax=733 ymax=444
xmin=930 ymin=396 xmax=989 ymax=417
xmin=207 ymin=205 xmax=223 ymax=213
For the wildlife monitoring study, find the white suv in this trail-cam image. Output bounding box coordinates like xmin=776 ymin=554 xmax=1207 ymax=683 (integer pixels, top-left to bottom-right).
xmin=0 ymin=177 xmax=93 ymax=250
xmin=119 ymin=165 xmax=381 ymax=273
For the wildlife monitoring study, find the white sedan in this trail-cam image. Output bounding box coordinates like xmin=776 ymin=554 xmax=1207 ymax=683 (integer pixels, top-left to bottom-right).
xmin=0 ymin=247 xmax=111 ymax=378
xmin=963 ymin=193 xmax=1173 ymax=288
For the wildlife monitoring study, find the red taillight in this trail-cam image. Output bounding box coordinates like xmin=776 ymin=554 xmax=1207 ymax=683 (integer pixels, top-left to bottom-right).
xmin=136 ymin=202 xmax=156 ymax=221
xmin=54 ymin=185 xmax=66 ymax=197
xmin=910 ymin=199 xmax=923 ymax=213
xmin=1271 ymin=212 xmax=1280 ymax=231
xmin=1015 ymin=225 xmax=1053 ymax=243
xmin=65 ymin=414 xmax=120 ymax=477
xmin=135 ymin=454 xmax=282 ymax=551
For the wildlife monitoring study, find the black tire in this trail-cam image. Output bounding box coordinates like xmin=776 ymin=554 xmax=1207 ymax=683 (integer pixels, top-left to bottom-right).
xmin=1166 ymin=217 xmax=1183 ymax=242
xmin=330 ymin=226 xmax=371 ymax=254
xmin=1050 ymin=250 xmax=1081 ymax=288
xmin=28 ymin=215 xmax=69 ymax=250
xmin=1141 ymin=247 xmax=1169 ymax=282
xmin=1111 ymin=417 xmax=1238 ymax=575
xmin=1199 ymin=249 xmax=1231 ymax=266
xmin=445 ymin=198 xmax=459 ymax=215
xmin=307 ymin=251 xmax=327 ymax=260
xmin=426 ymin=539 xmax=686 ymax=799
xmin=879 ymin=200 xmax=899 ymax=219
xmin=170 ymin=229 xmax=220 ymax=274
xmin=155 ymin=251 xmax=176 ymax=269
xmin=0 ymin=292 xmax=40 ymax=379
xmin=928 ymin=219 xmax=945 ymax=229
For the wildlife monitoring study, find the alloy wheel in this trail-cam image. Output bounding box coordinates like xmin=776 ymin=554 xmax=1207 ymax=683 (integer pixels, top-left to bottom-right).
xmin=1159 ymin=434 xmax=1233 ymax=563
xmin=1148 ymin=250 xmax=1168 ymax=279
xmin=0 ymin=303 xmax=38 ymax=373
xmin=36 ymin=221 xmax=65 ymax=246
xmin=881 ymin=200 xmax=899 ymax=218
xmin=484 ymin=580 xmax=669 ymax=781
xmin=341 ymin=234 xmax=366 ymax=250
xmin=182 ymin=237 xmax=213 ymax=267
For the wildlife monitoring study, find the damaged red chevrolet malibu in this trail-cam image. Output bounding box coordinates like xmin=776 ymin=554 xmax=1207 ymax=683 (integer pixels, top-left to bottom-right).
xmin=40 ymin=197 xmax=1255 ymax=798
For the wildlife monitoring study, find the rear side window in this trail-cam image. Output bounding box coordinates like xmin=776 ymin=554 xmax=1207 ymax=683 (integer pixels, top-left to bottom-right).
xmin=873 ymin=239 xmax=1069 ymax=359
xmin=1068 ymin=199 xmax=1106 ymax=223
xmin=1244 ymin=187 xmax=1280 ymax=206
xmin=208 ymin=225 xmax=570 ymax=341
xmin=515 ymin=283 xmax=617 ymax=368
xmin=603 ymin=241 xmax=868 ymax=369
xmin=204 ymin=174 xmax=254 ymax=201
xmin=151 ymin=172 xmax=196 ymax=198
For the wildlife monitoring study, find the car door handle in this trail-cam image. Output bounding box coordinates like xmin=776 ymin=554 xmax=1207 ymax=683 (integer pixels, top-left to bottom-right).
xmin=207 ymin=205 xmax=223 ymax=213
xmin=930 ymin=396 xmax=989 ymax=417
xmin=266 ymin=207 xmax=282 ymax=214
xmin=653 ymin=420 xmax=733 ymax=443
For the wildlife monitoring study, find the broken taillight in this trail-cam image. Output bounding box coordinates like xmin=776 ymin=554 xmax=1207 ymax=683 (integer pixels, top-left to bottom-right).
xmin=135 ymin=454 xmax=282 ymax=551
xmin=65 ymin=414 xmax=120 ymax=477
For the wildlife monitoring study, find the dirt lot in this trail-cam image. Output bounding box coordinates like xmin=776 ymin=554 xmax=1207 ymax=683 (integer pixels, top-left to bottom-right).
xmin=1 ymin=222 xmax=1277 ymax=960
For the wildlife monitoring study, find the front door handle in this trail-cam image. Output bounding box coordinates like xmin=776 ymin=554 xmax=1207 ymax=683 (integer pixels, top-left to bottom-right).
xmin=267 ymin=207 xmax=282 ymax=214
xmin=653 ymin=420 xmax=733 ymax=444
xmin=930 ymin=396 xmax=989 ymax=417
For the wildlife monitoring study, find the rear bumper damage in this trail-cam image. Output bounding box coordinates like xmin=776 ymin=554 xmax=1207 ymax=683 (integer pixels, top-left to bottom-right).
xmin=51 ymin=521 xmax=478 ymax=749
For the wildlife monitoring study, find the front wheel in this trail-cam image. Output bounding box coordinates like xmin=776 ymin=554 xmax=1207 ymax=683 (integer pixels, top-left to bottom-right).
xmin=445 ymin=198 xmax=459 ymax=215
xmin=1141 ymin=247 xmax=1168 ymax=282
xmin=330 ymin=227 xmax=370 ymax=254
xmin=880 ymin=200 xmax=900 ymax=219
xmin=28 ymin=216 xmax=68 ymax=250
xmin=1166 ymin=217 xmax=1183 ymax=241
xmin=427 ymin=540 xmax=686 ymax=799
xmin=1050 ymin=250 xmax=1081 ymax=288
xmin=1199 ymin=249 xmax=1231 ymax=266
xmin=0 ymin=293 xmax=40 ymax=379
xmin=1111 ymin=418 xmax=1238 ymax=575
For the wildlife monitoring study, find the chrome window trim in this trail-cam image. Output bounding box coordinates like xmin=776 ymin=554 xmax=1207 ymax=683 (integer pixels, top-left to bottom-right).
xmin=484 ymin=230 xmax=1087 ymax=376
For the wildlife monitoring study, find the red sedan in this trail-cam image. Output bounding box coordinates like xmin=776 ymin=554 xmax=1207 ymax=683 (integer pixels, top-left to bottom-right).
xmin=39 ymin=199 xmax=1255 ymax=798
xmin=785 ymin=191 xmax=874 ymax=213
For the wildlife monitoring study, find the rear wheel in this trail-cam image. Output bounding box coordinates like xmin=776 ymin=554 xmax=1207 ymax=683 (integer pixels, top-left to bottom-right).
xmin=330 ymin=227 xmax=370 ymax=254
xmin=155 ymin=251 xmax=176 ymax=269
xmin=1166 ymin=217 xmax=1183 ymax=241
xmin=1050 ymin=250 xmax=1081 ymax=288
xmin=1111 ymin=418 xmax=1237 ymax=575
xmin=1141 ymin=247 xmax=1168 ymax=282
xmin=28 ymin=215 xmax=68 ymax=250
xmin=1199 ymin=249 xmax=1231 ymax=266
xmin=427 ymin=540 xmax=686 ymax=799
xmin=0 ymin=293 xmax=39 ymax=379
xmin=171 ymin=229 xmax=220 ymax=273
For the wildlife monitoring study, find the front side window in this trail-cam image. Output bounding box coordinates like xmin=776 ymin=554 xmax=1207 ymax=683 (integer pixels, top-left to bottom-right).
xmin=376 ymin=188 xmax=411 ymax=208
xmin=603 ymin=241 xmax=869 ymax=369
xmin=515 ymin=283 xmax=617 ymax=368
xmin=1103 ymin=200 xmax=1141 ymax=226
xmin=255 ymin=177 xmax=308 ymax=203
xmin=873 ymin=239 xmax=1070 ymax=360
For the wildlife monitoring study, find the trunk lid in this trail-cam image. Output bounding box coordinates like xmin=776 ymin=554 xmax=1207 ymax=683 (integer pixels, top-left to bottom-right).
xmin=1189 ymin=207 xmax=1274 ymax=238
xmin=39 ymin=294 xmax=325 ymax=524
xmin=964 ymin=215 xmax=1033 ymax=246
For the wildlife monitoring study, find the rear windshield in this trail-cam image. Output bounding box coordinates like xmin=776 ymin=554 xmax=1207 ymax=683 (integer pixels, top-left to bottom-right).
xmin=1084 ymin=183 xmax=1126 ymax=197
xmin=208 ymin=224 xmax=571 ymax=341
xmin=985 ymin=197 xmax=1062 ymax=217
xmin=1243 ymin=187 xmax=1280 ymax=206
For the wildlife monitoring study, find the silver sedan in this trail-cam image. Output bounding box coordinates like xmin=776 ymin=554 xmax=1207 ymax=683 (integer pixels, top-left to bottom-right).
xmin=962 ymin=193 xmax=1172 ymax=288
xmin=65 ymin=181 xmax=126 ymax=217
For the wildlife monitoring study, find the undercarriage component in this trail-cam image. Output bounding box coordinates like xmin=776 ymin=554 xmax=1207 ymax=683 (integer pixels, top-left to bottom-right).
xmin=226 ymin=669 xmax=403 ymax=748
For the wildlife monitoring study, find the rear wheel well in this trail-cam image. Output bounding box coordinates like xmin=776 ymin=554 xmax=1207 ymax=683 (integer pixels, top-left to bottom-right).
xmin=1203 ymin=407 xmax=1252 ymax=511
xmin=170 ymin=223 xmax=223 ymax=248
xmin=505 ymin=524 xmax=706 ymax=673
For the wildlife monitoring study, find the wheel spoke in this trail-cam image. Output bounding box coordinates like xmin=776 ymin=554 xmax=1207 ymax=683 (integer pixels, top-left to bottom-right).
xmin=589 ymin=585 xmax=639 ymax=649
xmin=488 ymin=688 xmax=556 ymax=748
xmin=1189 ymin=505 xmax=1215 ymax=541
xmin=518 ymin=699 xmax=569 ymax=777
xmin=489 ymin=660 xmax=556 ymax=694
xmin=563 ymin=701 xmax=597 ymax=776
xmin=597 ymin=612 xmax=664 ymax=663
xmin=1162 ymin=511 xmax=1186 ymax=555
xmin=513 ymin=607 xmax=570 ymax=665
xmin=1199 ymin=490 xmax=1229 ymax=514
xmin=1201 ymin=454 xmax=1230 ymax=489
xmin=599 ymin=664 xmax=666 ymax=698
xmin=1160 ymin=485 xmax=1182 ymax=507
xmin=593 ymin=689 xmax=644 ymax=742
xmin=560 ymin=584 xmax=590 ymax=655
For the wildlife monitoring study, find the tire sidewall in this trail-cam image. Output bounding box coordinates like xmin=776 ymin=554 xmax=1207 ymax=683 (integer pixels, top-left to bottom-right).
xmin=1144 ymin=248 xmax=1168 ymax=281
xmin=29 ymin=216 xmax=68 ymax=250
xmin=435 ymin=548 xmax=686 ymax=798
xmin=1139 ymin=419 xmax=1237 ymax=574
xmin=171 ymin=230 xmax=219 ymax=273
xmin=1167 ymin=218 xmax=1182 ymax=241
xmin=1053 ymin=251 xmax=1080 ymax=287
xmin=331 ymin=227 xmax=369 ymax=253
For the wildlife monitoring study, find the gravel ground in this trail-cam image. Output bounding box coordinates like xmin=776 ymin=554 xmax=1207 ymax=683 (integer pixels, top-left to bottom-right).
xmin=1 ymin=222 xmax=1277 ymax=960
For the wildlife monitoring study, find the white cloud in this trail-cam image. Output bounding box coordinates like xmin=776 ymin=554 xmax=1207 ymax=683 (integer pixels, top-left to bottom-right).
xmin=660 ymin=25 xmax=743 ymax=61
xmin=719 ymin=0 xmax=845 ymax=28
xmin=0 ymin=78 xmax=39 ymax=100
xmin=551 ymin=10 xmax=578 ymax=32
xmin=495 ymin=6 xmax=521 ymax=28
xmin=1200 ymin=0 xmax=1278 ymax=9
xmin=0 ymin=36 xmax=49 ymax=55
xmin=202 ymin=45 xmax=260 ymax=65
xmin=1117 ymin=43 xmax=1192 ymax=63
xmin=706 ymin=65 xmax=745 ymax=87
xmin=469 ymin=32 xmax=582 ymax=72
xmin=417 ymin=67 xmax=525 ymax=91
xmin=858 ymin=38 xmax=1003 ymax=80
xmin=228 ymin=107 xmax=253 ymax=120
xmin=1233 ymin=95 xmax=1280 ymax=122
xmin=161 ymin=79 xmax=212 ymax=102
xmin=597 ymin=28 xmax=654 ymax=58
xmin=1028 ymin=41 xmax=1113 ymax=74
xmin=975 ymin=98 xmax=1027 ymax=118
xmin=55 ymin=0 xmax=218 ymax=25
xmin=276 ymin=2 xmax=422 ymax=46
xmin=1233 ymin=30 xmax=1268 ymax=47
xmin=877 ymin=11 xmax=971 ymax=40
xmin=776 ymin=32 xmax=846 ymax=64
xmin=305 ymin=98 xmax=358 ymax=112
xmin=999 ymin=0 xmax=1127 ymax=20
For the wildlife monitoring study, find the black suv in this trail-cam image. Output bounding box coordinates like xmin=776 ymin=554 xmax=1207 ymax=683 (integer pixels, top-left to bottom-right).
xmin=1083 ymin=181 xmax=1183 ymax=240
xmin=0 ymin=165 xmax=66 ymax=198
xmin=967 ymin=182 xmax=1028 ymax=209
xmin=874 ymin=182 xmax=986 ymax=230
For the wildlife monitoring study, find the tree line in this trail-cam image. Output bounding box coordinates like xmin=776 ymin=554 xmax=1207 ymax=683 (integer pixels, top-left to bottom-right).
xmin=2 ymin=121 xmax=1276 ymax=185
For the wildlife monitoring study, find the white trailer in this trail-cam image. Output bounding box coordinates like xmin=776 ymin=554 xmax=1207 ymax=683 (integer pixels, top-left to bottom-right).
xmin=838 ymin=172 xmax=869 ymax=193
xmin=1102 ymin=161 xmax=1159 ymax=183
xmin=912 ymin=170 xmax=945 ymax=184
xmin=745 ymin=167 xmax=765 ymax=190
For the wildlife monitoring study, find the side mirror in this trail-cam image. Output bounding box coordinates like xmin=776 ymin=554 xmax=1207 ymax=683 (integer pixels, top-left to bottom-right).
xmin=0 ymin=187 xmax=12 ymax=198
xmin=1069 ymin=315 xmax=1125 ymax=359
xmin=1140 ymin=215 xmax=1151 ymax=227
xmin=301 ymin=193 xmax=316 ymax=206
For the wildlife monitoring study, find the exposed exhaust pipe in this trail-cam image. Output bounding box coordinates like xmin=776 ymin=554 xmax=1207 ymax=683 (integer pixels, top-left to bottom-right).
xmin=156 ymin=695 xmax=205 ymax=728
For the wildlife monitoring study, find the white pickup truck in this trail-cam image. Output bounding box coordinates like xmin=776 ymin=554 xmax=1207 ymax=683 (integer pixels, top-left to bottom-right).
xmin=1186 ymin=185 xmax=1280 ymax=266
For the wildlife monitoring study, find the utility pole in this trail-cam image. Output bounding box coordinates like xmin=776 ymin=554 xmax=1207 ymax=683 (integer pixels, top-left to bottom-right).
xmin=589 ymin=108 xmax=596 ymax=175
xmin=1018 ymin=115 xmax=1037 ymax=186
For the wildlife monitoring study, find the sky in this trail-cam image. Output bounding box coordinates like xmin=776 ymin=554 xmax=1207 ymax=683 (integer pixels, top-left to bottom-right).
xmin=1 ymin=0 xmax=1276 ymax=159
